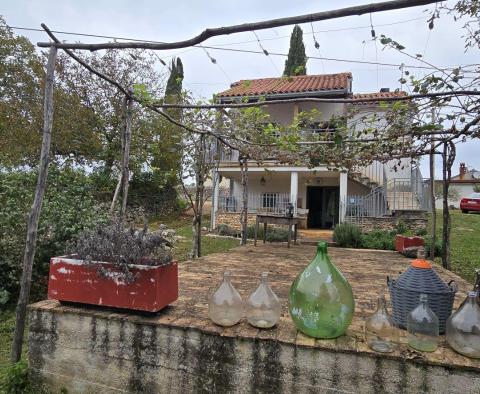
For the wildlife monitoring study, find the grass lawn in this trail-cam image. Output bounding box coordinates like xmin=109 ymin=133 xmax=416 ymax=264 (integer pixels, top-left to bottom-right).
xmin=0 ymin=213 xmax=239 ymax=387
xmin=429 ymin=210 xmax=480 ymax=283
xmin=0 ymin=309 xmax=16 ymax=383
xmin=151 ymin=214 xmax=240 ymax=262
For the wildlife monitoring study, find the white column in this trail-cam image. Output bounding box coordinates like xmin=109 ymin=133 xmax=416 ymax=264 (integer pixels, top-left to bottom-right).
xmin=290 ymin=171 xmax=298 ymax=215
xmin=339 ymin=171 xmax=348 ymax=223
xmin=210 ymin=170 xmax=220 ymax=230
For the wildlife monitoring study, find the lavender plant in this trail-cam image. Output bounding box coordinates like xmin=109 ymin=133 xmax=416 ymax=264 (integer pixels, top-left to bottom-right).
xmin=66 ymin=218 xmax=174 ymax=282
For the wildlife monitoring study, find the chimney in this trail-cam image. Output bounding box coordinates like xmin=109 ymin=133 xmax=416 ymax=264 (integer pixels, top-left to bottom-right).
xmin=380 ymin=88 xmax=390 ymax=93
xmin=459 ymin=162 xmax=467 ymax=180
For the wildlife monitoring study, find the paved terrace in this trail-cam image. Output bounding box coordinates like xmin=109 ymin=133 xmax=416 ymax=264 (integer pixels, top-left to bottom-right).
xmin=30 ymin=244 xmax=480 ymax=393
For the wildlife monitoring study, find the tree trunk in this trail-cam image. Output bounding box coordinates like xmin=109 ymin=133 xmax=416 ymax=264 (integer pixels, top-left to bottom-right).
xmin=429 ymin=141 xmax=436 ymax=259
xmin=441 ymin=141 xmax=455 ymax=270
xmin=110 ymin=172 xmax=123 ymax=214
xmin=110 ymin=100 xmax=128 ymax=215
xmin=191 ymin=215 xmax=199 ymax=259
xmin=11 ymin=47 xmax=57 ymax=363
xmin=239 ymin=156 xmax=249 ymax=245
xmin=120 ymin=96 xmax=133 ymax=221
xmin=190 ymin=134 xmax=206 ymax=259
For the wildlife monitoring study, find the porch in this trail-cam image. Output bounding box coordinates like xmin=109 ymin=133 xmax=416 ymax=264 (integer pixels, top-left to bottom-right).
xmin=29 ymin=244 xmax=480 ymax=393
xmin=212 ymin=167 xmax=357 ymax=230
xmin=211 ymin=163 xmax=432 ymax=231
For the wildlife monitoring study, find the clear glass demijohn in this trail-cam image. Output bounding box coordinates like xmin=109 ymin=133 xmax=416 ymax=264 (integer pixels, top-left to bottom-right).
xmin=365 ymin=295 xmax=399 ymax=353
xmin=246 ymin=272 xmax=281 ymax=328
xmin=208 ymin=271 xmax=243 ymax=327
xmin=407 ymin=294 xmax=439 ymax=352
xmin=446 ymin=291 xmax=480 ymax=359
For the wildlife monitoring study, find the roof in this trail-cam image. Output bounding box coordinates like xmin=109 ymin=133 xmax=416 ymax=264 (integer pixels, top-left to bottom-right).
xmin=351 ymin=91 xmax=408 ymax=104
xmin=216 ymin=73 xmax=352 ymax=100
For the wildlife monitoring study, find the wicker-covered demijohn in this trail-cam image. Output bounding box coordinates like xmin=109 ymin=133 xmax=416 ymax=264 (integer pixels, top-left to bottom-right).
xmin=388 ymin=249 xmax=457 ymax=334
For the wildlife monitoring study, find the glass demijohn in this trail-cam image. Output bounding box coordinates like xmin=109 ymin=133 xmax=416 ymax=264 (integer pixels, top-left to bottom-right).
xmin=365 ymin=295 xmax=399 ymax=353
xmin=208 ymin=271 xmax=243 ymax=327
xmin=407 ymin=294 xmax=439 ymax=352
xmin=446 ymin=291 xmax=480 ymax=359
xmin=246 ymin=272 xmax=281 ymax=328
xmin=288 ymin=242 xmax=355 ymax=339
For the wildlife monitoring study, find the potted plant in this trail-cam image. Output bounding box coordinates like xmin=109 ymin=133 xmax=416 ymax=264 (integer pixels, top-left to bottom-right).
xmin=47 ymin=220 xmax=178 ymax=312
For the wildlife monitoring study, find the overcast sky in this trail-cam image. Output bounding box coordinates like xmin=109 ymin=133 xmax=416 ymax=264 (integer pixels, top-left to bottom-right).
xmin=2 ymin=0 xmax=479 ymax=178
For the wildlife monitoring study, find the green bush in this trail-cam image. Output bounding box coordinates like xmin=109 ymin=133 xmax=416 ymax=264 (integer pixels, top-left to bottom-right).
xmin=247 ymin=225 xmax=290 ymax=242
xmin=360 ymin=230 xmax=395 ymax=250
xmin=216 ymin=224 xmax=240 ymax=237
xmin=333 ymin=223 xmax=362 ymax=248
xmin=0 ymin=168 xmax=109 ymax=303
xmin=1 ymin=361 xmax=33 ymax=394
xmin=424 ymin=237 xmax=442 ymax=256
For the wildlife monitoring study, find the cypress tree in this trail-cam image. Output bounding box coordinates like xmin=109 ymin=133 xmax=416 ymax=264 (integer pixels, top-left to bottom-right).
xmin=283 ymin=25 xmax=307 ymax=76
xmin=165 ymin=57 xmax=184 ymax=102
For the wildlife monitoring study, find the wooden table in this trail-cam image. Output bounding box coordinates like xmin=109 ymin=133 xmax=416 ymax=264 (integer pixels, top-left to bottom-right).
xmin=254 ymin=214 xmax=300 ymax=248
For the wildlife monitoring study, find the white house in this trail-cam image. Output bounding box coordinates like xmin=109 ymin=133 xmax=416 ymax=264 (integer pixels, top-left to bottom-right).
xmin=210 ymin=73 xmax=430 ymax=230
xmin=435 ymin=163 xmax=480 ymax=209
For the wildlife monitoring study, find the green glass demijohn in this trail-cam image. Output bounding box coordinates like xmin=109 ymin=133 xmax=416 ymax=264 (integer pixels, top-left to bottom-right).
xmin=288 ymin=242 xmax=355 ymax=338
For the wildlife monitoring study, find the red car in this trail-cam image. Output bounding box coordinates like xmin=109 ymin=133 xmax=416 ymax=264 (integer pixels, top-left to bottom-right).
xmin=460 ymin=192 xmax=480 ymax=213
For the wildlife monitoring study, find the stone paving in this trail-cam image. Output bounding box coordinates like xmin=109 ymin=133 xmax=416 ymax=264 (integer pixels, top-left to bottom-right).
xmin=35 ymin=243 xmax=479 ymax=372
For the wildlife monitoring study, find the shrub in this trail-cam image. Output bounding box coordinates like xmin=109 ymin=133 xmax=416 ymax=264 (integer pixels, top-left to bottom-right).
xmin=215 ymin=224 xmax=290 ymax=242
xmin=395 ymin=219 xmax=408 ymax=235
xmin=333 ymin=223 xmax=362 ymax=248
xmin=247 ymin=225 xmax=290 ymax=242
xmin=0 ymin=360 xmax=49 ymax=394
xmin=424 ymin=237 xmax=442 ymax=256
xmin=0 ymin=168 xmax=109 ymax=302
xmin=360 ymin=230 xmax=395 ymax=250
xmin=216 ymin=224 xmax=240 ymax=237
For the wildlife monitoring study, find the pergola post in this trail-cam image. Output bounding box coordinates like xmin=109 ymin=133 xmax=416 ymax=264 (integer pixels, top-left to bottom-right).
xmin=339 ymin=171 xmax=348 ymax=224
xmin=120 ymin=96 xmax=133 ymax=221
xmin=11 ymin=46 xmax=57 ymax=363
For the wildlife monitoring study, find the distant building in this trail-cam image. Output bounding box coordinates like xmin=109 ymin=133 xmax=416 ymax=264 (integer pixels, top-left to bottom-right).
xmin=435 ymin=162 xmax=480 ymax=208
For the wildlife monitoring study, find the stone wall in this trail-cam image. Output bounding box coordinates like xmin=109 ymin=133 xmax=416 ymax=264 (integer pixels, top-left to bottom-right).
xmin=215 ymin=212 xmax=256 ymax=230
xmin=29 ymin=305 xmax=480 ymax=394
xmin=350 ymin=213 xmax=428 ymax=233
xmin=217 ymin=211 xmax=427 ymax=233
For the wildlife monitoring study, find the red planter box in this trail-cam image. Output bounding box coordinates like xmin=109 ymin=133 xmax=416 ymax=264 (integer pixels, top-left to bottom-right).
xmin=395 ymin=235 xmax=424 ymax=253
xmin=47 ymin=256 xmax=178 ymax=312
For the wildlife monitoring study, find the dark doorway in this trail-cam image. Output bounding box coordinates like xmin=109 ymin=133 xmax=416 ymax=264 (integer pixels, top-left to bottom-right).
xmin=306 ymin=186 xmax=339 ymax=229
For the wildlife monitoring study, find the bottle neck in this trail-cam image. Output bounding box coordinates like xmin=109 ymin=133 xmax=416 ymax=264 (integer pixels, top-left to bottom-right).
xmin=467 ymin=291 xmax=478 ymax=305
xmin=316 ymin=242 xmax=328 ymax=256
xmin=377 ymin=296 xmax=387 ymax=311
xmin=261 ymin=272 xmax=269 ymax=285
xmin=223 ymin=271 xmax=232 ymax=284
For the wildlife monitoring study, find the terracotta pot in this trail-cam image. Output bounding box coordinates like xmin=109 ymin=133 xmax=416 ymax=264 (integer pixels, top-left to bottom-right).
xmin=47 ymin=256 xmax=178 ymax=312
xmin=395 ymin=235 xmax=424 ymax=253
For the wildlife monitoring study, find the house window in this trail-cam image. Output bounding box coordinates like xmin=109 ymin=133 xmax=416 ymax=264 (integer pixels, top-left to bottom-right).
xmin=262 ymin=193 xmax=279 ymax=209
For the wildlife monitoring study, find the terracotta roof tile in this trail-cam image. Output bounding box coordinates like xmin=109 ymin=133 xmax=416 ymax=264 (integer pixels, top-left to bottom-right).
xmin=352 ymin=91 xmax=408 ymax=104
xmin=217 ymin=73 xmax=352 ymax=99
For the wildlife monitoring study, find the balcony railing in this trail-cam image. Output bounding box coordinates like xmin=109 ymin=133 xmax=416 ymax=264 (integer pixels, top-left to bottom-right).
xmin=218 ymin=191 xmax=290 ymax=214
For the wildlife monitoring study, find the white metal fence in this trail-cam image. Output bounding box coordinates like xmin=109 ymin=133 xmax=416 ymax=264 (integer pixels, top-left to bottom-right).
xmin=218 ymin=191 xmax=291 ymax=214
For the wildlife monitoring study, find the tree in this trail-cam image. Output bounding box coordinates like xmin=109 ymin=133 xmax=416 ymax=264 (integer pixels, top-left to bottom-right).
xmin=165 ymin=57 xmax=184 ymax=101
xmin=55 ymin=49 xmax=166 ymax=175
xmin=0 ymin=18 xmax=43 ymax=168
xmin=177 ymin=98 xmax=217 ymax=258
xmin=283 ymin=25 xmax=307 ymax=76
